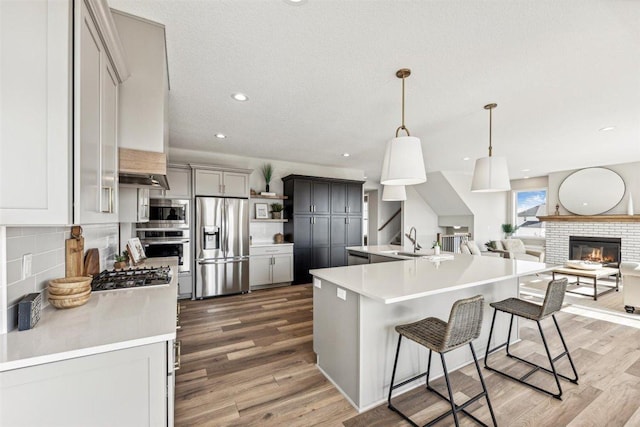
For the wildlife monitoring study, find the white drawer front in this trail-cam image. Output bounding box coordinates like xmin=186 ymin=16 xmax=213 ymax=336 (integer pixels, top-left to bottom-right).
xmin=250 ymin=245 xmax=293 ymax=256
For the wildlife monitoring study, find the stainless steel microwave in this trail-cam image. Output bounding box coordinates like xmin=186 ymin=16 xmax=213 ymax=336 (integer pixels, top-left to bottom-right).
xmin=148 ymin=199 xmax=189 ymax=228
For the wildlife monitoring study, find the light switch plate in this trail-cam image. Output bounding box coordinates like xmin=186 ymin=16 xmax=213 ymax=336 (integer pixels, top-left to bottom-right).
xmin=337 ymin=287 xmax=346 ymax=300
xmin=313 ymin=278 xmax=321 ymax=289
xmin=22 ymin=253 xmax=32 ymax=279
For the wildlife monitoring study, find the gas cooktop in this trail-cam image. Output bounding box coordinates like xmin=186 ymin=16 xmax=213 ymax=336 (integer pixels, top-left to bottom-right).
xmin=91 ymin=266 xmax=172 ymax=292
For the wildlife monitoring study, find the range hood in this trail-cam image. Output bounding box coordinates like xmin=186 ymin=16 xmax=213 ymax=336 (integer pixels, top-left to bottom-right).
xmin=119 ymin=148 xmax=170 ymax=190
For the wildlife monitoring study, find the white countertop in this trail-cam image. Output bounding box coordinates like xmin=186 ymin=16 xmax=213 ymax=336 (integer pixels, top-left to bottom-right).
xmin=250 ymin=242 xmax=294 ymax=247
xmin=310 ymin=253 xmax=553 ymax=304
xmin=0 ymin=257 xmax=178 ymax=372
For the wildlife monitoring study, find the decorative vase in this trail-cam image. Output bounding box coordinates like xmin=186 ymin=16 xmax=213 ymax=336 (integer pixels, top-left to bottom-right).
xmin=272 ymin=211 xmax=282 ymax=219
xmin=114 ymin=261 xmax=128 ymax=270
xmin=266 ymin=183 xmax=270 ymax=192
xmin=434 ymin=246 xmax=441 ymax=255
xmin=629 ymin=194 xmax=635 ymax=216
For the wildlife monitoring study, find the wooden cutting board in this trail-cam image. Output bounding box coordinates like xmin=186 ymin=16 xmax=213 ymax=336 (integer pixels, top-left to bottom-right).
xmin=84 ymin=248 xmax=101 ymax=278
xmin=65 ymin=226 xmax=84 ymax=277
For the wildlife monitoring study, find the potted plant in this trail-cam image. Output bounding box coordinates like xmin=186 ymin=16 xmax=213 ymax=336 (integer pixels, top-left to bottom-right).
xmin=271 ymin=202 xmax=284 ymax=219
xmin=262 ymin=163 xmax=273 ymax=193
xmin=501 ymin=223 xmax=515 ymax=239
xmin=114 ymin=250 xmax=129 ymax=269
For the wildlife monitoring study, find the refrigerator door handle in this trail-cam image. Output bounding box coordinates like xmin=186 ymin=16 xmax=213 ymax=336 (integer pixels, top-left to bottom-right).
xmin=197 ymin=258 xmax=247 ymax=265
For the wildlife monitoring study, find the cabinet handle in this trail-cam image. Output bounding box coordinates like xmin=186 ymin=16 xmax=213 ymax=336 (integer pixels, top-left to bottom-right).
xmin=176 ymin=303 xmax=181 ymax=330
xmin=310 ymin=217 xmax=313 ymax=224
xmin=101 ymin=187 xmax=114 ymax=213
xmin=345 ymin=206 xmax=348 ymax=213
xmin=345 ymin=217 xmax=348 ymax=224
xmin=174 ymin=340 xmax=182 ymax=371
xmin=313 ymin=205 xmax=316 ymax=212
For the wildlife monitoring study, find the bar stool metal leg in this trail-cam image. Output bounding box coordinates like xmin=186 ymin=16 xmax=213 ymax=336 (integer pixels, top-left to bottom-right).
xmin=388 ymin=296 xmax=497 ymax=426
xmin=484 ymin=308 xmax=579 ymax=400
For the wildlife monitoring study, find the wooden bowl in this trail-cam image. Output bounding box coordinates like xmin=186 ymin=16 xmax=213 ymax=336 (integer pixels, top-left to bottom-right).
xmin=48 ymin=284 xmax=91 ymax=296
xmin=49 ymin=293 xmax=91 ymax=309
xmin=48 ymin=288 xmax=91 ymax=300
xmin=49 ymin=276 xmax=92 ymax=289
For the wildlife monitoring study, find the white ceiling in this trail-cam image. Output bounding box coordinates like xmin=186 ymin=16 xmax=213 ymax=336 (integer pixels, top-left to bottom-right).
xmin=109 ymin=0 xmax=640 ymax=181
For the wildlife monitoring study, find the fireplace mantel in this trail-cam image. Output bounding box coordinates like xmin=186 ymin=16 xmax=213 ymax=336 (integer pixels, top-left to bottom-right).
xmin=537 ymin=215 xmax=640 ymax=223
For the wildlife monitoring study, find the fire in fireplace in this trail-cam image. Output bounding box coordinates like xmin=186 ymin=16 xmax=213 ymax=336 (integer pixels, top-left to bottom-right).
xmin=569 ymin=236 xmax=621 ymax=266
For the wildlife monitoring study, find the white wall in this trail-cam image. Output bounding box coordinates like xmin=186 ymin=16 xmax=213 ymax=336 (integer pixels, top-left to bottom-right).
xmin=402 ymin=186 xmax=442 ymax=248
xmin=365 ymin=190 xmax=378 ymax=245
xmin=548 ymin=161 xmax=640 ymax=216
xmin=442 ymin=171 xmax=508 ymax=246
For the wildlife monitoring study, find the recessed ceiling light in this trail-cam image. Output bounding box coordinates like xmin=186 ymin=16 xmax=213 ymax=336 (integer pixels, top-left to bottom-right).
xmin=463 ymin=157 xmax=470 ymax=161
xmin=523 ymin=176 xmax=530 ymax=179
xmin=599 ymin=126 xmax=615 ymax=132
xmin=342 ymin=153 xmax=350 ymax=157
xmin=231 ymin=93 xmax=248 ymax=102
xmin=283 ymin=0 xmax=307 ymax=5
xmin=521 ymin=169 xmax=530 ymax=172
xmin=214 ymin=133 xmax=226 ymax=139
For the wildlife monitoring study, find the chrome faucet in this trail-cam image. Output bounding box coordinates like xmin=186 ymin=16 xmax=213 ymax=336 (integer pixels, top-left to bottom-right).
xmin=405 ymin=227 xmax=422 ymax=253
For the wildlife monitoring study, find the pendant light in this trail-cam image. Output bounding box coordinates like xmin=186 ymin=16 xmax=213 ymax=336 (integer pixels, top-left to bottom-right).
xmin=382 ymin=185 xmax=406 ymax=201
xmin=380 ymin=69 xmax=426 ymax=186
xmin=471 ymin=103 xmax=511 ymax=192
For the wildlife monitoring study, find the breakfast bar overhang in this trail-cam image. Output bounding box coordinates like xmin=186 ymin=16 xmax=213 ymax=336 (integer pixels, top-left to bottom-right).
xmin=310 ymin=253 xmax=552 ymax=412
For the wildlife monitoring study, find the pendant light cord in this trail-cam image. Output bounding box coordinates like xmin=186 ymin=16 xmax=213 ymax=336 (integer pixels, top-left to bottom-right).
xmin=488 ymin=106 xmax=493 ymax=157
xmin=484 ymin=103 xmax=497 ymax=157
xmin=396 ymin=70 xmax=411 ymax=137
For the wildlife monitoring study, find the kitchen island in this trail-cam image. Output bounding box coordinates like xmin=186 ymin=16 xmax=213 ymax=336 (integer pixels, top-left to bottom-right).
xmin=0 ymin=257 xmax=179 ymax=426
xmin=310 ymin=251 xmax=552 ymax=411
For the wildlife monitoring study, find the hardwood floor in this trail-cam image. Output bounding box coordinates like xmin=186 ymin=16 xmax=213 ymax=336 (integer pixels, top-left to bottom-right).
xmin=175 ymin=284 xmax=640 ymax=426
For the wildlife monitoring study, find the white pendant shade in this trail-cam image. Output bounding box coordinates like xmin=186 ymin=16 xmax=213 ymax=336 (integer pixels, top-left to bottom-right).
xmin=470 ymin=156 xmax=511 ymax=192
xmin=382 ymin=185 xmax=406 ymax=201
xmin=380 ymin=136 xmax=426 ymax=186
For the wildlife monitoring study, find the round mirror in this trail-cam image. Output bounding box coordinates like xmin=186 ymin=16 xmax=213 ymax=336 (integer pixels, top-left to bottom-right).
xmin=558 ymin=167 xmax=625 ymax=215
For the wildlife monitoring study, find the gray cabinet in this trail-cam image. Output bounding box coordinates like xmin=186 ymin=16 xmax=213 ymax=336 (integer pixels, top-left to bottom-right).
xmin=194 ymin=168 xmax=250 ymax=198
xmin=283 ymin=175 xmax=364 ymax=283
xmin=249 ymin=245 xmax=293 ymax=288
xmin=331 ymin=216 xmax=363 ymax=267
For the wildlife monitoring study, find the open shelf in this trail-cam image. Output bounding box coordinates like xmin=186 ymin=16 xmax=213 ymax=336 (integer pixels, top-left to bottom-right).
xmin=251 ymin=219 xmax=288 ymax=223
xmin=250 ymin=194 xmax=288 ymax=200
xmin=537 ymin=215 xmax=640 ymax=223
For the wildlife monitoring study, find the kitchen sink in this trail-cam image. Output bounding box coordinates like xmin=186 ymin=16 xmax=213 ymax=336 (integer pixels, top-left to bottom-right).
xmin=380 ymin=250 xmax=425 ymax=258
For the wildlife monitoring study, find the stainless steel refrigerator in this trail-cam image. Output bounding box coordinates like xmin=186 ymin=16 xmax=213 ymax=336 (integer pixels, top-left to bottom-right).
xmin=195 ymin=197 xmax=249 ymax=298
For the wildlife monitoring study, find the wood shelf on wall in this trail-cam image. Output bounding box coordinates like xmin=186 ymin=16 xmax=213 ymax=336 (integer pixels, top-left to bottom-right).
xmin=537 ymin=215 xmax=640 ymax=223
xmin=250 ymin=194 xmax=288 ymax=200
xmin=251 ymin=219 xmax=289 ymax=223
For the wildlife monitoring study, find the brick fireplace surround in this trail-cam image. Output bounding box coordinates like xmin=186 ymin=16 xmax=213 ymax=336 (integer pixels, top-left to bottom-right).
xmin=546 ymin=221 xmax=640 ymax=265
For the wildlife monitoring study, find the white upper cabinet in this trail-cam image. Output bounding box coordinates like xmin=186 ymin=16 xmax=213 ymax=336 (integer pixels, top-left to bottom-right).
xmin=194 ymin=168 xmax=251 ymax=198
xmin=0 ymin=0 xmax=128 ymax=226
xmin=150 ymin=166 xmax=191 ymax=199
xmin=0 ymin=0 xmax=71 ymax=225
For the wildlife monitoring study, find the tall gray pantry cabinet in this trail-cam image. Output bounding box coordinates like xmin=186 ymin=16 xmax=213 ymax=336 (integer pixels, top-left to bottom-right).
xmin=283 ymin=175 xmax=364 ymax=284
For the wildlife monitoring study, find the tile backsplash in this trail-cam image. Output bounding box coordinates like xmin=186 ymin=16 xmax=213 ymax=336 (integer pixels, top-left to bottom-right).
xmin=5 ymin=224 xmax=118 ymax=331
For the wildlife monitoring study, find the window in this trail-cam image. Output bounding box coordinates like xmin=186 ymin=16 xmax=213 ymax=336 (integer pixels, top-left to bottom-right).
xmin=514 ymin=189 xmax=547 ymax=237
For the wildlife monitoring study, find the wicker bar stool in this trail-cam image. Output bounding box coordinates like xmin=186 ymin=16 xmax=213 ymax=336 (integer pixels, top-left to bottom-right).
xmin=484 ymin=278 xmax=579 ymax=400
xmin=387 ymin=295 xmax=497 ymax=427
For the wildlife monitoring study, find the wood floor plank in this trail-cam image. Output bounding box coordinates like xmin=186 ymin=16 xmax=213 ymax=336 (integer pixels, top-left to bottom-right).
xmin=174 ymin=283 xmax=640 ymax=427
